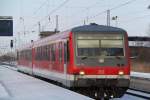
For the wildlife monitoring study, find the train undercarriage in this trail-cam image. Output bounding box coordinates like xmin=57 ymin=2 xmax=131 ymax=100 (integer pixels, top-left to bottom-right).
xmin=71 ymin=78 xmax=129 ymax=100
xmin=72 ymin=86 xmax=128 ymax=100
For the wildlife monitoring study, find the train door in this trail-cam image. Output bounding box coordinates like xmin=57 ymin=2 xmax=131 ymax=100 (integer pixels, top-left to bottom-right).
xmin=31 ymin=47 xmax=34 ymax=75
xmin=63 ymin=40 xmax=69 ymax=86
xmin=58 ymin=42 xmax=63 ymax=72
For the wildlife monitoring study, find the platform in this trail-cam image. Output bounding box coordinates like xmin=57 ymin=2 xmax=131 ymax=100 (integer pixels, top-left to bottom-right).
xmin=0 ymin=65 xmax=92 ymax=100
xmin=130 ymin=71 xmax=150 ymax=93
xmin=131 ymin=71 xmax=150 ymax=79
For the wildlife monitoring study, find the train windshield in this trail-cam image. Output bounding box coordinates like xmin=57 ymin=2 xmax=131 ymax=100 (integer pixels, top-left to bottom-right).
xmin=76 ymin=33 xmax=124 ymax=57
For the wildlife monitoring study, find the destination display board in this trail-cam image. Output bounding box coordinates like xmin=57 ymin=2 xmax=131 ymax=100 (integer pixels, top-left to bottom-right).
xmin=129 ymin=41 xmax=150 ymax=47
xmin=0 ymin=16 xmax=13 ymax=36
xmin=128 ymin=37 xmax=150 ymax=47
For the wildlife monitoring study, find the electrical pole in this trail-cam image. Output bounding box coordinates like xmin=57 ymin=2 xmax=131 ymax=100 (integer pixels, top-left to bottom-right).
xmin=107 ymin=10 xmax=110 ymax=26
xmin=38 ymin=22 xmax=41 ymax=33
xmin=55 ymin=15 xmax=59 ymax=32
xmin=84 ymin=20 xmax=86 ymax=25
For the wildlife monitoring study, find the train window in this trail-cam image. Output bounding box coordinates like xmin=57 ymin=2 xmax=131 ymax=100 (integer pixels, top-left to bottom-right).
xmin=39 ymin=47 xmax=41 ymax=60
xmin=26 ymin=50 xmax=28 ymax=60
xmin=24 ymin=49 xmax=31 ymax=61
xmin=45 ymin=46 xmax=47 ymax=60
xmin=28 ymin=50 xmax=32 ymax=61
xmin=43 ymin=46 xmax=46 ymax=60
xmin=77 ymin=34 xmax=123 ymax=40
xmin=78 ymin=40 xmax=99 ymax=48
xmin=77 ymin=40 xmax=100 ymax=56
xmin=51 ymin=44 xmax=56 ymax=61
xmin=59 ymin=43 xmax=62 ymax=62
xmin=101 ymin=40 xmax=124 ymax=56
xmin=40 ymin=46 xmax=43 ymax=60
xmin=21 ymin=52 xmax=23 ymax=59
xmin=41 ymin=47 xmax=43 ymax=60
xmin=77 ymin=34 xmax=124 ymax=57
xmin=46 ymin=45 xmax=50 ymax=60
xmin=35 ymin=48 xmax=37 ymax=60
xmin=101 ymin=40 xmax=123 ymax=48
xmin=22 ymin=51 xmax=24 ymax=59
xmin=23 ymin=51 xmax=25 ymax=60
xmin=36 ymin=47 xmax=41 ymax=61
xmin=38 ymin=47 xmax=40 ymax=60
xmin=29 ymin=50 xmax=32 ymax=60
xmin=64 ymin=41 xmax=69 ymax=62
xmin=35 ymin=47 xmax=38 ymax=60
xmin=49 ymin=45 xmax=52 ymax=61
xmin=17 ymin=51 xmax=19 ymax=60
xmin=42 ymin=47 xmax=44 ymax=60
xmin=19 ymin=52 xmax=20 ymax=60
xmin=41 ymin=46 xmax=44 ymax=60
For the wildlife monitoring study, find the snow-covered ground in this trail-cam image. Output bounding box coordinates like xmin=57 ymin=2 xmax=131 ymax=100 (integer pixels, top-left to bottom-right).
xmin=130 ymin=71 xmax=150 ymax=94
xmin=0 ymin=65 xmax=92 ymax=100
xmin=131 ymin=71 xmax=150 ymax=79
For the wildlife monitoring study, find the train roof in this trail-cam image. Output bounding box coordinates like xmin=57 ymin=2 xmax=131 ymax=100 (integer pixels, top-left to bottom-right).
xmin=71 ymin=23 xmax=126 ymax=33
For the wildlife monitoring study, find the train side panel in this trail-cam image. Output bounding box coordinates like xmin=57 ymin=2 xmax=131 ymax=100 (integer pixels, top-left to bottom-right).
xmin=32 ymin=31 xmax=71 ymax=85
xmin=17 ymin=46 xmax=33 ymax=75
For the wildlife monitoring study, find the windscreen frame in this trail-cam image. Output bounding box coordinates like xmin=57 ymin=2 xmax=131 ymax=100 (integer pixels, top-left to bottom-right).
xmin=75 ymin=32 xmax=126 ymax=58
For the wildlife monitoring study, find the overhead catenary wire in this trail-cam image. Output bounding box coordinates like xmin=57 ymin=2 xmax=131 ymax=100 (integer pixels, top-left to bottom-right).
xmin=29 ymin=0 xmax=138 ymax=32
xmin=110 ymin=0 xmax=137 ymax=11
xmin=121 ymin=13 xmax=150 ymax=24
xmin=33 ymin=0 xmax=49 ymax=15
xmin=28 ymin=0 xmax=69 ymax=32
xmin=89 ymin=0 xmax=137 ymax=20
xmin=65 ymin=0 xmax=137 ymax=29
xmin=40 ymin=0 xmax=69 ymax=22
xmin=18 ymin=0 xmax=49 ymax=34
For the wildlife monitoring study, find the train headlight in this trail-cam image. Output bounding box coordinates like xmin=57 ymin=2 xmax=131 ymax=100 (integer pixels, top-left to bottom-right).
xmin=79 ymin=71 xmax=85 ymax=75
xmin=118 ymin=71 xmax=124 ymax=75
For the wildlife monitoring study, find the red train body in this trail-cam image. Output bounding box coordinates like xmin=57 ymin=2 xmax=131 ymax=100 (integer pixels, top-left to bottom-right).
xmin=17 ymin=24 xmax=130 ymax=99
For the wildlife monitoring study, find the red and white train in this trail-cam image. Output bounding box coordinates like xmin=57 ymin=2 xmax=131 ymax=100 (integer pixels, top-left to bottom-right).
xmin=17 ymin=23 xmax=130 ymax=99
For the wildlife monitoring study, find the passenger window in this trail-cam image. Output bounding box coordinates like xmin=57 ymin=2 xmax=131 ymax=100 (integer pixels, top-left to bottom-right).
xmin=59 ymin=43 xmax=62 ymax=62
xmin=51 ymin=44 xmax=56 ymax=61
xmin=64 ymin=41 xmax=69 ymax=62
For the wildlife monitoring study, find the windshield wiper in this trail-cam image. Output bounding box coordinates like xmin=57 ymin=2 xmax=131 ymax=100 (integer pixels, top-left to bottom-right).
xmin=81 ymin=56 xmax=88 ymax=60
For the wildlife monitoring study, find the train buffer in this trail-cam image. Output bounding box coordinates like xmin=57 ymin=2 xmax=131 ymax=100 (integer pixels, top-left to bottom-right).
xmin=0 ymin=65 xmax=92 ymax=100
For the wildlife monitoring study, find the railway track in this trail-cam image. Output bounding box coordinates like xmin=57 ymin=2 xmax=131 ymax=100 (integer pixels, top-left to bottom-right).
xmin=126 ymin=89 xmax=150 ymax=100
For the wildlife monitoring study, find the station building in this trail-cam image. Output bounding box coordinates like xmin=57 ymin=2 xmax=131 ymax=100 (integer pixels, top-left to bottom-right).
xmin=128 ymin=36 xmax=150 ymax=73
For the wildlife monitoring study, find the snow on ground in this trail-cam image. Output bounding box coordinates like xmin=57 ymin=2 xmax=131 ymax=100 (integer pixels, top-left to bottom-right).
xmin=0 ymin=83 xmax=9 ymax=98
xmin=0 ymin=66 xmax=92 ymax=100
xmin=131 ymin=71 xmax=150 ymax=79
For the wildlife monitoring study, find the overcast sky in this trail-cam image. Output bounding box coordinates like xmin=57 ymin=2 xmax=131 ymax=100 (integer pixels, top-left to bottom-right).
xmin=0 ymin=0 xmax=150 ymax=53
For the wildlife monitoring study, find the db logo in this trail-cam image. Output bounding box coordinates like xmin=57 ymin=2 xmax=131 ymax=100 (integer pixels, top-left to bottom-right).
xmin=98 ymin=70 xmax=104 ymax=74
